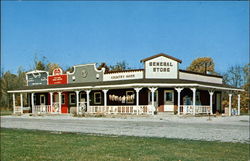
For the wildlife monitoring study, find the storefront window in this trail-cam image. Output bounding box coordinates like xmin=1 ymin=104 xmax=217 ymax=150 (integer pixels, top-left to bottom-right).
xmin=94 ymin=92 xmax=102 ymax=104
xmin=69 ymin=93 xmax=76 ymax=104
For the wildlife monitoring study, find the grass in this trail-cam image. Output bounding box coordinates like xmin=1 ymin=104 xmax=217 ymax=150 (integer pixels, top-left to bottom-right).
xmin=1 ymin=128 xmax=249 ymax=161
xmin=0 ymin=110 xmax=12 ymax=116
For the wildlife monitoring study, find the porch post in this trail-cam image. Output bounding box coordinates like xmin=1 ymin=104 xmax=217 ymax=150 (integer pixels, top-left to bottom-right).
xmin=190 ymin=88 xmax=196 ymax=115
xmin=20 ymin=93 xmax=23 ymax=114
xmin=134 ymin=88 xmax=142 ymax=115
xmin=209 ymin=91 xmax=214 ymax=115
xmin=75 ymin=91 xmax=80 ymax=115
xmin=58 ymin=92 xmax=62 ymax=114
xmin=50 ymin=92 xmax=53 ymax=113
xmin=12 ymin=93 xmax=16 ymax=114
xmin=237 ymin=94 xmax=240 ymax=116
xmin=149 ymin=87 xmax=157 ymax=115
xmin=102 ymin=89 xmax=108 ymax=110
xmin=31 ymin=93 xmax=34 ymax=114
xmin=86 ymin=90 xmax=91 ymax=113
xmin=175 ymin=88 xmax=183 ymax=115
xmin=228 ymin=93 xmax=232 ymax=116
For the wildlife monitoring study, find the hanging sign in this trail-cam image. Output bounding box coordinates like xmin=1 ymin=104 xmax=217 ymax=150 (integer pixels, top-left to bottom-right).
xmin=48 ymin=68 xmax=68 ymax=85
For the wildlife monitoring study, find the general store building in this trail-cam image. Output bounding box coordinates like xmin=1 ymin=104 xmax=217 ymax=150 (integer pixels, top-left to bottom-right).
xmin=8 ymin=53 xmax=243 ymax=116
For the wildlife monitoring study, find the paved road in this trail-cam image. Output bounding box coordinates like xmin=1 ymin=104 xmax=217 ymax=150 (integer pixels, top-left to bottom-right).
xmin=1 ymin=115 xmax=249 ymax=143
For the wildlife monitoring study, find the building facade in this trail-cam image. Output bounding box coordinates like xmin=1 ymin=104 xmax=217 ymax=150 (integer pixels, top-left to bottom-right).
xmin=8 ymin=53 xmax=243 ymax=116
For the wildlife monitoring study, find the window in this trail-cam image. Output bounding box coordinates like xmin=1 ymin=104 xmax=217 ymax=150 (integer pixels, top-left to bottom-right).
xmin=69 ymin=93 xmax=76 ymax=104
xmin=61 ymin=94 xmax=65 ymax=104
xmin=40 ymin=95 xmax=45 ymax=104
xmin=164 ymin=90 xmax=174 ymax=102
xmin=94 ymin=92 xmax=102 ymax=104
xmin=80 ymin=93 xmax=86 ymax=102
xmin=126 ymin=91 xmax=135 ymax=104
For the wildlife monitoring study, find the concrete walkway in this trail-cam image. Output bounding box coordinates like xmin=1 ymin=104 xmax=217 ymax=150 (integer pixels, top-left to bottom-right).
xmin=1 ymin=114 xmax=249 ymax=143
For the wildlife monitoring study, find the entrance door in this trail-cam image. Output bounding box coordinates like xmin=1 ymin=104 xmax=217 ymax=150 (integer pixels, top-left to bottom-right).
xmin=40 ymin=95 xmax=46 ymax=105
xmin=40 ymin=95 xmax=46 ymax=112
xmin=164 ymin=90 xmax=174 ymax=111
xmin=61 ymin=93 xmax=68 ymax=113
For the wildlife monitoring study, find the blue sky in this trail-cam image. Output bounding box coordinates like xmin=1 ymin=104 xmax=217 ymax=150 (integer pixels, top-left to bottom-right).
xmin=2 ymin=1 xmax=249 ymax=74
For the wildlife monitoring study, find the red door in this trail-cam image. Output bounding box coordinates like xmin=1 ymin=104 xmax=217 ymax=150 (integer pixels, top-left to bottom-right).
xmin=61 ymin=92 xmax=69 ymax=113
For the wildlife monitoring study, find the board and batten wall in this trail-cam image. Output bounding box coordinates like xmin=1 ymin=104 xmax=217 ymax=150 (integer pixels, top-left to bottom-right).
xmin=179 ymin=71 xmax=223 ymax=84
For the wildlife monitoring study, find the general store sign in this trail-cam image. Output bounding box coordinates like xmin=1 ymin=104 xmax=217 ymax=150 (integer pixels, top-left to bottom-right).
xmin=145 ymin=56 xmax=178 ymax=79
xmin=48 ymin=68 xmax=68 ymax=85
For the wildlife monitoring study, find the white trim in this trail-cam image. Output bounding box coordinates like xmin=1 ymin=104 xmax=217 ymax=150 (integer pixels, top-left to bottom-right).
xmin=67 ymin=63 xmax=105 ymax=75
xmin=7 ymin=83 xmax=243 ymax=93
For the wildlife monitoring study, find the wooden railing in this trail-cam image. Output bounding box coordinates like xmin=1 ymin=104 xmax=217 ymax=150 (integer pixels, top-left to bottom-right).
xmin=179 ymin=105 xmax=210 ymax=114
xmin=33 ymin=103 xmax=60 ymax=114
xmin=89 ymin=105 xmax=153 ymax=115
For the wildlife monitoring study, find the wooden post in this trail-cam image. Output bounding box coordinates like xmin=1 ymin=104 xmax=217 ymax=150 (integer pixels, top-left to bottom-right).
xmin=209 ymin=91 xmax=214 ymax=115
xmin=13 ymin=93 xmax=16 ymax=114
xmin=20 ymin=93 xmax=23 ymax=114
xmin=58 ymin=92 xmax=62 ymax=114
xmin=134 ymin=88 xmax=142 ymax=114
xmin=75 ymin=91 xmax=79 ymax=114
xmin=237 ymin=94 xmax=240 ymax=116
xmin=229 ymin=93 xmax=232 ymax=116
xmin=175 ymin=88 xmax=183 ymax=115
xmin=86 ymin=90 xmax=91 ymax=113
xmin=50 ymin=92 xmax=53 ymax=113
xmin=31 ymin=93 xmax=34 ymax=114
xmin=190 ymin=88 xmax=196 ymax=115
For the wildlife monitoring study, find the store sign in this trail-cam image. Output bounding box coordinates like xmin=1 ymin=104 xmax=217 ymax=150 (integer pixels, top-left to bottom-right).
xmin=145 ymin=56 xmax=178 ymax=79
xmin=48 ymin=68 xmax=68 ymax=85
xmin=26 ymin=71 xmax=48 ymax=86
xmin=103 ymin=71 xmax=143 ymax=81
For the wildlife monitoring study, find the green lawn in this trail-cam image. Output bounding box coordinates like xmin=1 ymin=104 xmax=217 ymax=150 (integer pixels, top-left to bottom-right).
xmin=0 ymin=110 xmax=12 ymax=116
xmin=1 ymin=128 xmax=249 ymax=161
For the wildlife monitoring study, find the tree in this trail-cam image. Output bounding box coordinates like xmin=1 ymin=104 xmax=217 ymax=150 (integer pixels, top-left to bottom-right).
xmin=223 ymin=65 xmax=244 ymax=88
xmin=46 ymin=63 xmax=60 ymax=75
xmin=97 ymin=63 xmax=110 ymax=72
xmin=109 ymin=61 xmax=130 ymax=72
xmin=33 ymin=56 xmax=47 ymax=70
xmin=187 ymin=57 xmax=215 ymax=74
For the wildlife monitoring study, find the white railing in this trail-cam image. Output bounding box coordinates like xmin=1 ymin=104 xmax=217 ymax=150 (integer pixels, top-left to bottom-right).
xmin=33 ymin=103 xmax=60 ymax=114
xmin=89 ymin=105 xmax=153 ymax=115
xmin=14 ymin=106 xmax=22 ymax=113
xmin=179 ymin=105 xmax=210 ymax=115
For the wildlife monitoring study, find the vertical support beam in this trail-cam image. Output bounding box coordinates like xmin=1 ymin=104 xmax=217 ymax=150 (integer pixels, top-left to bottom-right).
xmin=75 ymin=91 xmax=80 ymax=115
xmin=149 ymin=87 xmax=157 ymax=115
xmin=50 ymin=92 xmax=53 ymax=113
xmin=190 ymin=88 xmax=196 ymax=115
xmin=58 ymin=92 xmax=62 ymax=114
xmin=20 ymin=93 xmax=23 ymax=114
xmin=103 ymin=89 xmax=108 ymax=112
xmin=31 ymin=93 xmax=34 ymax=114
xmin=237 ymin=94 xmax=241 ymax=116
xmin=209 ymin=90 xmax=214 ymax=115
xmin=228 ymin=93 xmax=232 ymax=116
xmin=134 ymin=88 xmax=142 ymax=115
xmin=175 ymin=88 xmax=184 ymax=115
xmin=86 ymin=90 xmax=91 ymax=113
xmin=12 ymin=93 xmax=16 ymax=114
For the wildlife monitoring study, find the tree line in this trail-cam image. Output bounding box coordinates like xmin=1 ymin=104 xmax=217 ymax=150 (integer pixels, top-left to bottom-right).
xmin=0 ymin=56 xmax=249 ymax=113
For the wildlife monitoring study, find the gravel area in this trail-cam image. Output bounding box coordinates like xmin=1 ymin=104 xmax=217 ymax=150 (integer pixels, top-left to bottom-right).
xmin=1 ymin=114 xmax=249 ymax=143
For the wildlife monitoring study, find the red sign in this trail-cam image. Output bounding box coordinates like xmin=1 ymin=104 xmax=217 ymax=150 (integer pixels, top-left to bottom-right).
xmin=53 ymin=68 xmax=63 ymax=76
xmin=48 ymin=74 xmax=68 ymax=85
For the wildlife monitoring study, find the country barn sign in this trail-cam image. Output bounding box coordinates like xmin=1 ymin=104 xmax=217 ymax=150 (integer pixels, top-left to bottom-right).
xmin=26 ymin=70 xmax=48 ymax=86
xmin=48 ymin=68 xmax=68 ymax=85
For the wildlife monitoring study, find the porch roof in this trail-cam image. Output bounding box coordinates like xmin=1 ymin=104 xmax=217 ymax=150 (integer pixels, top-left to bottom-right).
xmin=8 ymin=79 xmax=243 ymax=93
